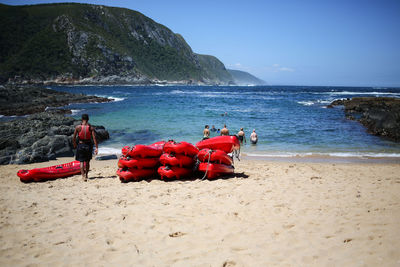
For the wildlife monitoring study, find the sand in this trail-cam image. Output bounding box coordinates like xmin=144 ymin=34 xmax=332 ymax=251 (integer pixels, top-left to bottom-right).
xmin=1 ymin=157 xmax=399 ymax=266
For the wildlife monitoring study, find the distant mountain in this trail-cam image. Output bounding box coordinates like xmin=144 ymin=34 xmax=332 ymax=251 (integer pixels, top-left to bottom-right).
xmin=0 ymin=3 xmax=234 ymax=85
xmin=227 ymin=69 xmax=265 ymax=85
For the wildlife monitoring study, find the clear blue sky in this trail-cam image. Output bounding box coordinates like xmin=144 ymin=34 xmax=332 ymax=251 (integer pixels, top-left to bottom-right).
xmin=2 ymin=0 xmax=400 ymax=86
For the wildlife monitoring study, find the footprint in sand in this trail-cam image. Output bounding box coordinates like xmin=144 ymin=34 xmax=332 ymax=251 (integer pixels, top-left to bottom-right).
xmin=283 ymin=224 xmax=295 ymax=229
xmin=169 ymin=232 xmax=186 ymax=237
xmin=222 ymin=260 xmax=237 ymax=267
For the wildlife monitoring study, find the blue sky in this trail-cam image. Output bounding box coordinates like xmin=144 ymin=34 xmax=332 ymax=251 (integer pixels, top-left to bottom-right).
xmin=2 ymin=0 xmax=400 ymax=86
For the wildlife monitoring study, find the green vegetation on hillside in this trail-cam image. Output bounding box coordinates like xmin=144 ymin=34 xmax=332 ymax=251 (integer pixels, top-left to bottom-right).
xmin=0 ymin=3 xmax=233 ymax=84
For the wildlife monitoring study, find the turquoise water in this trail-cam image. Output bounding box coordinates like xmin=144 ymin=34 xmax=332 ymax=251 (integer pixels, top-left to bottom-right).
xmin=51 ymin=85 xmax=400 ymax=158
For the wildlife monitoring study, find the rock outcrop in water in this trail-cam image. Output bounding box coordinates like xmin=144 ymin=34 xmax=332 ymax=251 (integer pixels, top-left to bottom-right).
xmin=0 ymin=85 xmax=110 ymax=164
xmin=0 ymin=3 xmax=235 ymax=85
xmin=0 ymin=84 xmax=111 ymax=116
xmin=330 ymin=97 xmax=400 ymax=142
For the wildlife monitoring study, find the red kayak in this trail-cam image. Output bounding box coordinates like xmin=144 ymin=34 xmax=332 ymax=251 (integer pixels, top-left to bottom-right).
xmin=122 ymin=141 xmax=165 ymax=156
xmin=149 ymin=141 xmax=166 ymax=149
xmin=127 ymin=144 xmax=163 ymax=158
xmin=196 ymin=136 xmax=240 ymax=154
xmin=17 ymin=161 xmax=81 ymax=183
xmin=197 ymin=149 xmax=233 ymax=166
xmin=117 ymin=168 xmax=157 ymax=182
xmin=163 ymin=141 xmax=199 ymax=157
xmin=118 ymin=156 xmax=159 ymax=169
xmin=159 ymin=153 xmax=195 ymax=168
xmin=121 ymin=145 xmax=130 ymax=156
xmin=158 ymin=166 xmax=193 ymax=180
xmin=198 ymin=162 xmax=234 ymax=179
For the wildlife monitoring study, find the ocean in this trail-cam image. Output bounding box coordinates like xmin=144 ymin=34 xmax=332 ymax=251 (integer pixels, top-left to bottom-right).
xmin=49 ymin=85 xmax=400 ymax=158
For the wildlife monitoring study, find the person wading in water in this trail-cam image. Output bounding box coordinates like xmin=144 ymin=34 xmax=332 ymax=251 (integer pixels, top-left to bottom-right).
xmin=221 ymin=124 xmax=229 ymax=136
xmin=203 ymin=125 xmax=210 ymax=140
xmin=73 ymin=114 xmax=98 ymax=181
xmin=237 ymin=128 xmax=246 ymax=145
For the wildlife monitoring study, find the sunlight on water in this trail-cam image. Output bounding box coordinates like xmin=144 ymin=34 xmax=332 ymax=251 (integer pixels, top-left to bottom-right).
xmin=51 ymin=85 xmax=400 ymax=157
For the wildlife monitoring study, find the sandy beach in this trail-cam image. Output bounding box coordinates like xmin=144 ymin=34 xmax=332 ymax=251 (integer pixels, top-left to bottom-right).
xmin=1 ymin=157 xmax=399 ymax=266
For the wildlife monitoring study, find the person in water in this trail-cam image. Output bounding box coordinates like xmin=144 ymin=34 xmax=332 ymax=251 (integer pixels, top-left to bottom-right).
xmin=210 ymin=125 xmax=217 ymax=132
xmin=238 ymin=128 xmax=246 ymax=144
xmin=221 ymin=124 xmax=229 ymax=136
xmin=73 ymin=114 xmax=98 ymax=181
xmin=203 ymin=125 xmax=210 ymax=139
xmin=250 ymin=129 xmax=258 ymax=144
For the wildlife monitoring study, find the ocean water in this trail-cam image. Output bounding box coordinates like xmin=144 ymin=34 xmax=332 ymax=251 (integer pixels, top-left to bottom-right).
xmin=48 ymin=85 xmax=400 ymax=158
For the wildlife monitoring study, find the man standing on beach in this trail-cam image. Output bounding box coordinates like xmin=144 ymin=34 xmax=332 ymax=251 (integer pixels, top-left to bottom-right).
xmin=73 ymin=114 xmax=98 ymax=181
xmin=221 ymin=124 xmax=229 ymax=136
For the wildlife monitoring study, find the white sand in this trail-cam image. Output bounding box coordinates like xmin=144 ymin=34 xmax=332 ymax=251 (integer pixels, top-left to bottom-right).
xmin=1 ymin=157 xmax=399 ymax=266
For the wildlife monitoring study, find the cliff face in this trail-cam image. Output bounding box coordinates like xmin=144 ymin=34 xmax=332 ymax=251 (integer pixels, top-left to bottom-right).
xmin=228 ymin=69 xmax=265 ymax=86
xmin=0 ymin=3 xmax=233 ymax=85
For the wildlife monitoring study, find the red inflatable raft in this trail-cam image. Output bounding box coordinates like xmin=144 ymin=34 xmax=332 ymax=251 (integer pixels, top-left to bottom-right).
xmin=149 ymin=141 xmax=166 ymax=149
xmin=118 ymin=156 xmax=159 ymax=169
xmin=159 ymin=153 xmax=195 ymax=168
xmin=163 ymin=141 xmax=199 ymax=157
xmin=17 ymin=161 xmax=81 ymax=183
xmin=196 ymin=136 xmax=240 ymax=154
xmin=126 ymin=144 xmax=163 ymax=158
xmin=117 ymin=168 xmax=157 ymax=182
xmin=197 ymin=149 xmax=233 ymax=166
xmin=158 ymin=166 xmax=193 ymax=180
xmin=198 ymin=162 xmax=234 ymax=179
xmin=121 ymin=141 xmax=165 ymax=157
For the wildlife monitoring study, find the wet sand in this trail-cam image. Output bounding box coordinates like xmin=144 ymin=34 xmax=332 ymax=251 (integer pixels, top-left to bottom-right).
xmin=1 ymin=157 xmax=399 ymax=266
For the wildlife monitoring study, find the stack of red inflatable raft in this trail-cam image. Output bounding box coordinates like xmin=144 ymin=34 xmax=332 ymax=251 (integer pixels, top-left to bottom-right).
xmin=116 ymin=135 xmax=240 ymax=182
xmin=196 ymin=136 xmax=239 ymax=179
xmin=117 ymin=141 xmax=165 ymax=182
xmin=158 ymin=141 xmax=198 ymax=180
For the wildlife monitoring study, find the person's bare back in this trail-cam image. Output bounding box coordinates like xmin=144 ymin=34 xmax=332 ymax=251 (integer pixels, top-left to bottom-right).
xmin=221 ymin=124 xmax=229 ymax=136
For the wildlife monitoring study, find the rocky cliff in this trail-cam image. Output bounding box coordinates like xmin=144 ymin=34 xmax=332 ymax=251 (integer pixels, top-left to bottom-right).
xmin=0 ymin=3 xmax=234 ymax=85
xmin=227 ymin=69 xmax=265 ymax=86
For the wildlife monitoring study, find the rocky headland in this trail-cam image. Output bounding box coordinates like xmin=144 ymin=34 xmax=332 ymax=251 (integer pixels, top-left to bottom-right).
xmin=330 ymin=97 xmax=400 ymax=142
xmin=0 ymin=85 xmax=111 ymax=164
xmin=0 ymin=84 xmax=111 ymax=116
xmin=0 ymin=3 xmax=234 ymax=85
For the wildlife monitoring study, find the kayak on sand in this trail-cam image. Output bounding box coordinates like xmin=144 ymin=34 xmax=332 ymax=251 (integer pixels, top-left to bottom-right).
xmin=17 ymin=161 xmax=81 ymax=183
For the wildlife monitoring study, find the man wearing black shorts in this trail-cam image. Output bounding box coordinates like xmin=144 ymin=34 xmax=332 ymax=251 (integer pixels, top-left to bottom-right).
xmin=73 ymin=114 xmax=98 ymax=181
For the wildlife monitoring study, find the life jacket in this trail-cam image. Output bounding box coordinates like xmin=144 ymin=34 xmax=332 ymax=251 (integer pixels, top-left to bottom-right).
xmin=78 ymin=124 xmax=91 ymax=141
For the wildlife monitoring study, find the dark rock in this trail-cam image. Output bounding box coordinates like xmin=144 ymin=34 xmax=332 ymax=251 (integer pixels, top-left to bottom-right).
xmin=94 ymin=127 xmax=110 ymax=142
xmin=330 ymin=97 xmax=400 ymax=142
xmin=0 ymin=155 xmax=12 ymax=165
xmin=0 ymin=112 xmax=109 ymax=165
xmin=0 ymin=85 xmax=111 ymax=116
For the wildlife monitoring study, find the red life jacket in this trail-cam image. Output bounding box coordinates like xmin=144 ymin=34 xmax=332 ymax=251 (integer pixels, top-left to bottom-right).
xmin=78 ymin=124 xmax=91 ymax=141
